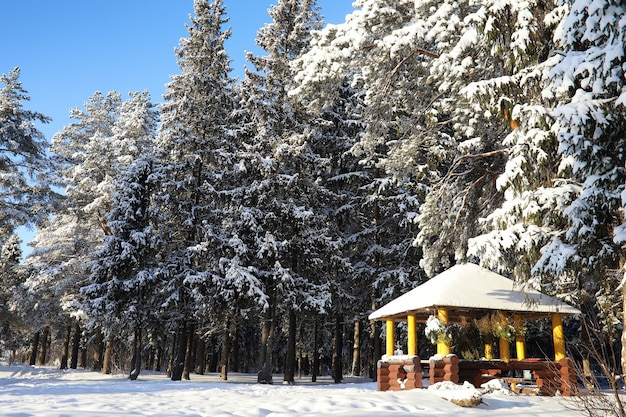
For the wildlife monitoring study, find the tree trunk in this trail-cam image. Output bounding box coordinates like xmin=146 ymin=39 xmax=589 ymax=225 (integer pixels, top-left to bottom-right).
xmin=622 ymin=280 xmax=626 ymax=378
xmin=70 ymin=321 xmax=81 ymax=369
xmin=312 ymin=318 xmax=319 ymax=382
xmin=129 ymin=326 xmax=142 ymax=380
xmin=232 ymin=326 xmax=239 ymax=373
xmin=372 ymin=320 xmax=381 ymax=381
xmin=221 ymin=325 xmax=230 ymax=381
xmin=351 ymin=319 xmax=361 ymax=376
xmin=167 ymin=332 xmax=176 ymax=378
xmin=92 ymin=331 xmax=104 ymax=371
xmin=195 ymin=337 xmax=205 ymax=375
xmin=102 ymin=338 xmax=113 ymax=375
xmin=333 ymin=314 xmax=343 ymax=384
xmin=258 ymin=307 xmax=274 ymax=384
xmin=60 ymin=324 xmax=71 ymax=370
xmin=155 ymin=343 xmax=163 ymax=372
xmin=37 ymin=326 xmax=49 ymax=365
xmin=171 ymin=321 xmax=188 ymax=381
xmin=284 ymin=309 xmax=297 ymax=384
xmin=183 ymin=322 xmax=195 ymax=380
xmin=29 ymin=331 xmax=40 ymax=366
xmin=80 ymin=344 xmax=87 ymax=369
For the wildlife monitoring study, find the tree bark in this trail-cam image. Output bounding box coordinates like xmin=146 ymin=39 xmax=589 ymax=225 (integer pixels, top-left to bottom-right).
xmin=167 ymin=332 xmax=176 ymax=378
xmin=371 ymin=320 xmax=381 ymax=381
xmin=37 ymin=326 xmax=49 ymax=366
xmin=622 ymin=280 xmax=626 ymax=378
xmin=351 ymin=319 xmax=361 ymax=376
xmin=312 ymin=318 xmax=319 ymax=382
xmin=258 ymin=307 xmax=274 ymax=384
xmin=70 ymin=321 xmax=81 ymax=369
xmin=29 ymin=331 xmax=40 ymax=366
xmin=60 ymin=324 xmax=71 ymax=370
xmin=91 ymin=331 xmax=103 ymax=371
xmin=333 ymin=314 xmax=343 ymax=384
xmin=182 ymin=322 xmax=195 ymax=380
xmin=284 ymin=309 xmax=297 ymax=384
xmin=195 ymin=337 xmax=205 ymax=375
xmin=171 ymin=321 xmax=188 ymax=381
xmin=220 ymin=325 xmax=230 ymax=381
xmin=102 ymin=338 xmax=113 ymax=375
xmin=231 ymin=326 xmax=239 ymax=373
xmin=128 ymin=326 xmax=142 ymax=380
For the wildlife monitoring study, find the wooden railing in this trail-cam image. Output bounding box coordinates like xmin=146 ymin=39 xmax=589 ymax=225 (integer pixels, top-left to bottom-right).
xmin=377 ymin=356 xmax=578 ymax=396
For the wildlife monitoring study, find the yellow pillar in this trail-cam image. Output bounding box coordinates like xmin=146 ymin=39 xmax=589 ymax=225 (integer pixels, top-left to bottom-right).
xmin=386 ymin=319 xmax=395 ymax=357
xmin=514 ymin=314 xmax=526 ymax=360
xmin=407 ymin=314 xmax=417 ymax=357
xmin=552 ymin=313 xmax=566 ymax=361
xmin=484 ymin=342 xmax=493 ymax=360
xmin=499 ymin=338 xmax=510 ymax=363
xmin=437 ymin=308 xmax=451 ymax=356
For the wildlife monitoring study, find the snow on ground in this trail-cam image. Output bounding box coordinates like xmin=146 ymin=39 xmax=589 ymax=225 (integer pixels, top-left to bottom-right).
xmin=0 ymin=364 xmax=586 ymax=416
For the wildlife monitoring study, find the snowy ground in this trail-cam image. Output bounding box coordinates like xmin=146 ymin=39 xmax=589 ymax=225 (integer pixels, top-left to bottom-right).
xmin=0 ymin=364 xmax=588 ymax=416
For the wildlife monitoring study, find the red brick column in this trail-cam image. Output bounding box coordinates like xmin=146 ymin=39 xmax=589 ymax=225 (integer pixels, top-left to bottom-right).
xmin=377 ymin=357 xmax=423 ymax=391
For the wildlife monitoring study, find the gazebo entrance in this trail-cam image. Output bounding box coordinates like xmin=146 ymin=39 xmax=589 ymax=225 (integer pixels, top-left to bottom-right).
xmin=368 ymin=263 xmax=581 ymax=395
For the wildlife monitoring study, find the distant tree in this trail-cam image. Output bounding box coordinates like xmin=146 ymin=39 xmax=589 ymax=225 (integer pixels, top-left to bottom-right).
xmin=0 ymin=67 xmax=54 ymax=240
xmin=0 ymin=234 xmax=27 ymax=359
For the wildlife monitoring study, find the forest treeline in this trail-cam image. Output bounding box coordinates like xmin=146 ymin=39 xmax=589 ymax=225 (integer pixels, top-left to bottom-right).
xmin=1 ymin=0 xmax=625 ymax=383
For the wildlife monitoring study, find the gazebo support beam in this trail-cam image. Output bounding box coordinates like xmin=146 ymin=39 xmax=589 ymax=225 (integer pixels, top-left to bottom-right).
xmin=437 ymin=308 xmax=451 ymax=355
xmin=386 ymin=319 xmax=395 ymax=357
xmin=552 ymin=313 xmax=565 ymax=361
xmin=515 ymin=314 xmax=525 ymax=360
xmin=484 ymin=342 xmax=493 ymax=360
xmin=499 ymin=338 xmax=510 ymax=363
xmin=407 ymin=314 xmax=417 ymax=356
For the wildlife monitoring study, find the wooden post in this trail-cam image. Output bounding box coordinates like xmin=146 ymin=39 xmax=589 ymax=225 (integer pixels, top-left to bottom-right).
xmin=437 ymin=308 xmax=451 ymax=356
xmin=552 ymin=313 xmax=566 ymax=361
xmin=484 ymin=342 xmax=493 ymax=360
xmin=385 ymin=320 xmax=395 ymax=357
xmin=407 ymin=314 xmax=417 ymax=357
xmin=499 ymin=338 xmax=510 ymax=363
xmin=515 ymin=314 xmax=525 ymax=360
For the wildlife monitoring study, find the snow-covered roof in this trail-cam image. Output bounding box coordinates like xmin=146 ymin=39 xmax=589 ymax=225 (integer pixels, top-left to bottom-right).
xmin=368 ymin=263 xmax=581 ymax=322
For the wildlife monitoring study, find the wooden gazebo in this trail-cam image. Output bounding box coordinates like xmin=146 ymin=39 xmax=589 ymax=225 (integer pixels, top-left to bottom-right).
xmin=368 ymin=263 xmax=581 ymax=394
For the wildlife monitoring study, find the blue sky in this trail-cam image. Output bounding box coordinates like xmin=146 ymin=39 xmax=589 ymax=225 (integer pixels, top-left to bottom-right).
xmin=0 ymin=0 xmax=354 ymax=255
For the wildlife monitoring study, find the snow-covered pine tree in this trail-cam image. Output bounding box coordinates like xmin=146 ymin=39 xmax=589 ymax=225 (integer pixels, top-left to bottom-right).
xmin=25 ymin=91 xmax=156 ymax=370
xmin=236 ymin=0 xmax=342 ymax=384
xmin=0 ymin=67 xmax=54 ymax=239
xmin=0 ymin=234 xmax=26 ymax=358
xmin=154 ymin=0 xmax=239 ymax=381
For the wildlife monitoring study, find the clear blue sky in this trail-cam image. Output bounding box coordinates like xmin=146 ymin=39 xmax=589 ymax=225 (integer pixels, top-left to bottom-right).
xmin=0 ymin=0 xmax=354 ymax=255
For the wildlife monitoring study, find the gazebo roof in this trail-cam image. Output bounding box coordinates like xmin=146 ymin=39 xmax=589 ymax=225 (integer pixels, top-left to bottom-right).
xmin=368 ymin=263 xmax=581 ymax=323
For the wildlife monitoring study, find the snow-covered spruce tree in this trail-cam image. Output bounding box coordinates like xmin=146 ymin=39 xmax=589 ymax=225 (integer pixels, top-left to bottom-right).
xmin=304 ymin=80 xmax=423 ymax=375
xmin=530 ymin=0 xmax=626 ymax=366
xmin=432 ymin=0 xmax=574 ymax=282
xmin=294 ymin=0 xmax=561 ymax=279
xmin=153 ymin=0 xmax=240 ymax=381
xmin=236 ymin=0 xmax=341 ymax=384
xmin=82 ymin=154 xmax=158 ymax=380
xmin=0 ymin=67 xmax=54 ymax=240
